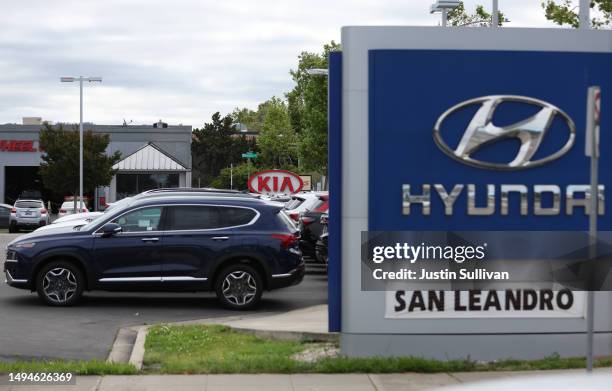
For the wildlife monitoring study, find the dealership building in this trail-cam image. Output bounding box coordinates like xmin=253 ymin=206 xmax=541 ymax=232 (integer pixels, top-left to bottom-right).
xmin=0 ymin=120 xmax=192 ymax=205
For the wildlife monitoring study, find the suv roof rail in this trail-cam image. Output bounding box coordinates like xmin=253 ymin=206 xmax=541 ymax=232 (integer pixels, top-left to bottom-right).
xmin=142 ymin=187 xmax=241 ymax=195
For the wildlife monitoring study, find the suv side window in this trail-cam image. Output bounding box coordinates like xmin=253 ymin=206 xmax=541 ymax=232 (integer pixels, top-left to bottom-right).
xmin=166 ymin=206 xmax=256 ymax=230
xmin=112 ymin=207 xmax=162 ymax=232
xmin=218 ymin=207 xmax=256 ymax=226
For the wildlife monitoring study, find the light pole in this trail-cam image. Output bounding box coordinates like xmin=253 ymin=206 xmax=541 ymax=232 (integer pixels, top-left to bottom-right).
xmin=430 ymin=1 xmax=461 ymax=27
xmin=492 ymin=0 xmax=499 ymax=28
xmin=579 ymin=0 xmax=590 ymax=29
xmin=60 ymin=76 xmax=102 ymax=213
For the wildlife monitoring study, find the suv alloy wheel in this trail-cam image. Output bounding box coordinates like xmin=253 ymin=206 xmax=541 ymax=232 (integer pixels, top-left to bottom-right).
xmin=215 ymin=264 xmax=263 ymax=310
xmin=36 ymin=261 xmax=84 ymax=306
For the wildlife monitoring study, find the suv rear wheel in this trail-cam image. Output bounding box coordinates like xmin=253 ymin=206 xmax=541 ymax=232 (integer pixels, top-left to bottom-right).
xmin=36 ymin=261 xmax=84 ymax=306
xmin=215 ymin=264 xmax=263 ymax=310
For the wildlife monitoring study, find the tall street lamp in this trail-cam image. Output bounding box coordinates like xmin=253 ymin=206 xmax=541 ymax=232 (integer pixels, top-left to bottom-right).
xmin=60 ymin=76 xmax=102 ymax=213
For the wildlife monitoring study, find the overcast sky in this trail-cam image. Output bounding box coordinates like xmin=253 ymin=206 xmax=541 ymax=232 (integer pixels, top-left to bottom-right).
xmin=0 ymin=1 xmax=560 ymax=128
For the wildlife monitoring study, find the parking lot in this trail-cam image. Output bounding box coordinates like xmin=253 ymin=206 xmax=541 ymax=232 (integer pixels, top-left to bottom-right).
xmin=0 ymin=233 xmax=328 ymax=361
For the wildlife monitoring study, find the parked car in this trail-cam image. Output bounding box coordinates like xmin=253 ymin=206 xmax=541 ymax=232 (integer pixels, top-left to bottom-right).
xmin=297 ymin=194 xmax=329 ymax=258
xmin=4 ymin=195 xmax=304 ymax=309
xmin=9 ymin=200 xmax=50 ymax=232
xmin=58 ymin=200 xmax=89 ymax=217
xmin=35 ymin=211 xmax=105 ymax=232
xmin=284 ymin=192 xmax=328 ymax=223
xmin=315 ymin=212 xmax=328 ymax=266
xmin=51 ymin=211 xmax=104 ymax=225
xmin=0 ymin=203 xmax=12 ymax=229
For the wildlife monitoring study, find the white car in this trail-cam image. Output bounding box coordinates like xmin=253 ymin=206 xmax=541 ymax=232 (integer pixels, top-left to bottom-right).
xmin=283 ymin=192 xmax=328 ymax=223
xmin=9 ymin=199 xmax=51 ymax=232
xmin=36 ymin=212 xmax=103 ymax=232
xmin=52 ymin=211 xmax=103 ymax=225
xmin=58 ymin=201 xmax=89 ymax=217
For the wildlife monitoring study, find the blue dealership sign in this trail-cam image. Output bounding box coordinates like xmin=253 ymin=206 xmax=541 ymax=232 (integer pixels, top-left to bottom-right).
xmin=368 ymin=50 xmax=612 ymax=231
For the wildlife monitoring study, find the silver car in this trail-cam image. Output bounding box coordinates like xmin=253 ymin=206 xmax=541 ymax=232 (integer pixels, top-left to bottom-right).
xmin=9 ymin=199 xmax=50 ymax=232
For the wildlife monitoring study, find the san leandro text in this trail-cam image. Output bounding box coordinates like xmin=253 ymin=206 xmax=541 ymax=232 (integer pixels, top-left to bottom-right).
xmin=370 ymin=242 xmax=510 ymax=281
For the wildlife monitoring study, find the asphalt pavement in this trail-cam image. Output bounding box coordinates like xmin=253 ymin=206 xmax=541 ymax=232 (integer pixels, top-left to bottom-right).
xmin=0 ymin=233 xmax=328 ymax=361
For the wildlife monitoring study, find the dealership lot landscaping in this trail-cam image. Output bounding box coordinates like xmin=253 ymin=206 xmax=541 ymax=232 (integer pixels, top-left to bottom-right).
xmin=141 ymin=324 xmax=612 ymax=374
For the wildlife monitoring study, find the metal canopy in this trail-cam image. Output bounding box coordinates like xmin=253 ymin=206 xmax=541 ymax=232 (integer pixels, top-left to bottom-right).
xmin=113 ymin=143 xmax=187 ymax=171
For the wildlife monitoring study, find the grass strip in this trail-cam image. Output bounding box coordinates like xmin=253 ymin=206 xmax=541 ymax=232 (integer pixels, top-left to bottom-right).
xmin=0 ymin=360 xmax=137 ymax=375
xmin=143 ymin=324 xmax=612 ymax=374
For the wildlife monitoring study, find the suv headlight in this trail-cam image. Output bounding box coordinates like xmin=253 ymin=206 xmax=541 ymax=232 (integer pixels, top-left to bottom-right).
xmin=13 ymin=242 xmax=36 ymax=249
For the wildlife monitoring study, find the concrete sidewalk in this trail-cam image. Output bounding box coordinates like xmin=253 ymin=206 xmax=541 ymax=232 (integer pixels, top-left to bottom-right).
xmin=2 ymin=370 xmax=611 ymax=391
xmin=176 ymin=304 xmax=330 ymax=336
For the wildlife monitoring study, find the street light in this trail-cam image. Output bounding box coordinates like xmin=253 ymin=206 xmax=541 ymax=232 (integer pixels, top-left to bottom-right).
xmin=306 ymin=69 xmax=328 ymax=76
xmin=430 ymin=0 xmax=461 ymax=27
xmin=60 ymin=76 xmax=103 ymax=213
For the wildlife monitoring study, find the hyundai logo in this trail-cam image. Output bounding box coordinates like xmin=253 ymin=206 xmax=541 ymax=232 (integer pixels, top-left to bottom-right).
xmin=433 ymin=95 xmax=576 ymax=170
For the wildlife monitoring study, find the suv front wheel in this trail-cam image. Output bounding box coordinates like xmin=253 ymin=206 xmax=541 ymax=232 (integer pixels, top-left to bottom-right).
xmin=215 ymin=264 xmax=263 ymax=310
xmin=36 ymin=261 xmax=84 ymax=306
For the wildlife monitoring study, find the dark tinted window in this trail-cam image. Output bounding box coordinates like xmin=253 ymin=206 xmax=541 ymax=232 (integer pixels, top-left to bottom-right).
xmin=15 ymin=201 xmax=43 ymax=209
xmin=166 ymin=206 xmax=256 ymax=230
xmin=219 ymin=207 xmax=257 ymax=226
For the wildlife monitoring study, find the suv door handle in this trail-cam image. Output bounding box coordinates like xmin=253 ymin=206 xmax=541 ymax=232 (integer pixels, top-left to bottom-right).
xmin=141 ymin=237 xmax=159 ymax=242
xmin=211 ymin=236 xmax=229 ymax=241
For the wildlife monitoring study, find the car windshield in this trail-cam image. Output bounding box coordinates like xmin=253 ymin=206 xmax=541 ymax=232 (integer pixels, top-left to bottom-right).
xmin=15 ymin=201 xmax=42 ymax=208
xmin=284 ymin=197 xmax=305 ymax=210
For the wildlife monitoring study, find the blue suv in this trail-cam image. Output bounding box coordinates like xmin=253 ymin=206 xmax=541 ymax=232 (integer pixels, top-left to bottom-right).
xmin=4 ymin=195 xmax=304 ymax=309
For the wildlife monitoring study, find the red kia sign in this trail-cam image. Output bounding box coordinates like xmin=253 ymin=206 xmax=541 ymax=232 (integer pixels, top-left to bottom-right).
xmin=248 ymin=169 xmax=304 ymax=195
xmin=0 ymin=140 xmax=37 ymax=152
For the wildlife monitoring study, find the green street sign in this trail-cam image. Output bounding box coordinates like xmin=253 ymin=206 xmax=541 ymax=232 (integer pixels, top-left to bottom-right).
xmin=242 ymin=152 xmax=258 ymax=159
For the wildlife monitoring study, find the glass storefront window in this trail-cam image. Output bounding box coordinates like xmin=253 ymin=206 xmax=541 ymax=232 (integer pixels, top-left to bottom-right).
xmin=116 ymin=173 xmax=180 ymax=199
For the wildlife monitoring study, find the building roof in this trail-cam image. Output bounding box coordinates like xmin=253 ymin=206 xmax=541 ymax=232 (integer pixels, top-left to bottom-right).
xmin=113 ymin=143 xmax=188 ymax=171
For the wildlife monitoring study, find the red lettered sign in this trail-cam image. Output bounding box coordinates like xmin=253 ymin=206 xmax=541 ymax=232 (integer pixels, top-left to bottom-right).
xmin=0 ymin=140 xmax=37 ymax=152
xmin=248 ymin=170 xmax=304 ymax=195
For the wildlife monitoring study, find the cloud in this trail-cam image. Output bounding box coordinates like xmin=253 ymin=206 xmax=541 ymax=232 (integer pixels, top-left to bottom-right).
xmin=0 ymin=0 xmax=557 ymax=127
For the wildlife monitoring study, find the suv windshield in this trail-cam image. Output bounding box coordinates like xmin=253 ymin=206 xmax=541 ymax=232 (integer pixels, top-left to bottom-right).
xmin=15 ymin=201 xmax=42 ymax=209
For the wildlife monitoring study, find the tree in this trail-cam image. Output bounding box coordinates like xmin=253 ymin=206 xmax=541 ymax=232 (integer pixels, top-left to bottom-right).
xmin=38 ymin=123 xmax=121 ymax=207
xmin=231 ymin=107 xmax=259 ymax=131
xmin=447 ymin=2 xmax=506 ymax=26
xmin=191 ymin=112 xmax=257 ymax=187
xmin=232 ymin=100 xmax=276 ymax=132
xmin=287 ymin=41 xmax=340 ymax=174
xmin=542 ymin=0 xmax=611 ymax=28
xmin=257 ymin=97 xmax=298 ymax=168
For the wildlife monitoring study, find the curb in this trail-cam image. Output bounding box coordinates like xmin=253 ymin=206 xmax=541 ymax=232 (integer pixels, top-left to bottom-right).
xmin=106 ymin=326 xmax=139 ymax=364
xmin=128 ymin=326 xmax=149 ymax=370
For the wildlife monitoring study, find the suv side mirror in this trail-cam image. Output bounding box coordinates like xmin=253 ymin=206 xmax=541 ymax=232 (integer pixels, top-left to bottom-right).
xmin=101 ymin=223 xmax=122 ymax=238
